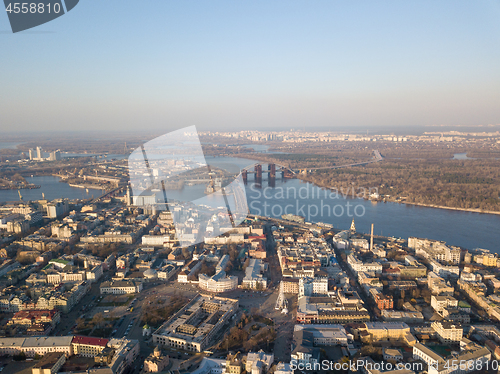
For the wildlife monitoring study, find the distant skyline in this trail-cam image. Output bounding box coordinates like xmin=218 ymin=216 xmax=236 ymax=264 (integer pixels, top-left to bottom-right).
xmin=1 ymin=1 xmax=500 ymax=133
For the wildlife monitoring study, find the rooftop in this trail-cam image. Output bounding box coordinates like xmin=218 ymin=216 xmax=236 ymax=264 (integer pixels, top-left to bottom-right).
xmin=72 ymin=336 xmax=109 ymax=347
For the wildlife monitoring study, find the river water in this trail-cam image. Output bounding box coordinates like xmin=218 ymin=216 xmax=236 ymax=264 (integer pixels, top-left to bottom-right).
xmin=0 ymin=156 xmax=498 ymax=252
xmin=0 ymin=176 xmax=102 ymax=202
xmin=0 ymin=142 xmax=22 ymax=149
xmin=162 ymin=156 xmax=500 ymax=252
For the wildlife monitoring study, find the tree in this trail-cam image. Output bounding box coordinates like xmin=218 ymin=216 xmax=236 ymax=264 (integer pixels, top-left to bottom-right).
xmin=92 ymin=312 xmax=104 ymax=328
xmin=182 ymin=247 xmax=191 ymax=260
xmin=242 ymin=258 xmax=250 ymax=271
xmin=76 ymin=318 xmax=86 ymax=330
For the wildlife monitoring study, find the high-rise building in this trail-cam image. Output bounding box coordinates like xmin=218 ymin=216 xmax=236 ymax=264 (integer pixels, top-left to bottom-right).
xmin=36 ymin=147 xmax=42 ymax=160
xmin=49 ymin=150 xmax=61 ymax=161
xmin=46 ymin=199 xmax=69 ymax=218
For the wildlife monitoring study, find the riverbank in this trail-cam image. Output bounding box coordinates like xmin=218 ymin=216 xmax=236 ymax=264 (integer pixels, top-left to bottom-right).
xmin=294 ymin=175 xmax=500 ymax=217
xmin=68 ymin=183 xmax=106 ymax=190
xmin=400 ymin=201 xmax=500 ymax=216
xmin=0 ymin=184 xmax=40 ymax=190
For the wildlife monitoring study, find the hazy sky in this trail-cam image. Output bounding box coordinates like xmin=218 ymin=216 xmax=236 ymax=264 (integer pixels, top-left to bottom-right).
xmin=1 ymin=0 xmax=500 ymax=133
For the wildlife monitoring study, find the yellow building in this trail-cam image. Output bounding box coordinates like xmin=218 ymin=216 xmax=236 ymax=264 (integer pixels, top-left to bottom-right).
xmin=32 ymin=352 xmax=66 ymax=374
xmin=144 ymin=346 xmax=169 ymax=372
xmin=226 ymin=352 xmax=243 ymax=374
xmin=71 ymin=336 xmax=108 ymax=357
xmin=364 ymin=322 xmax=411 ymax=342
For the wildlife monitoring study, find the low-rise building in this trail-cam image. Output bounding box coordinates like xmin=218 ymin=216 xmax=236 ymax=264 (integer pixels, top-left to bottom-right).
xmin=100 ymin=280 xmax=143 ymax=294
xmin=32 ymin=352 xmax=66 ymax=374
xmin=226 ymin=352 xmax=243 ymax=374
xmin=291 ymin=330 xmax=320 ymax=370
xmin=144 ymin=346 xmax=169 ymax=372
xmin=242 ymin=259 xmax=267 ymax=290
xmin=362 ymin=322 xmax=412 ymax=343
xmin=153 ymin=295 xmax=238 ymax=352
xmin=199 ymin=271 xmax=238 ymax=293
xmin=282 ymin=278 xmax=299 ymax=294
xmin=245 ymin=350 xmax=274 ymax=374
xmin=294 ymin=324 xmax=349 ymax=346
xmin=431 ymin=322 xmax=463 ymax=343
xmin=381 ymin=310 xmax=424 ymax=323
xmin=383 ymin=348 xmax=403 ymax=362
xmin=413 ymin=341 xmax=490 ymax=374
xmin=298 ymin=277 xmax=328 ymax=297
xmin=431 ymin=296 xmax=458 ymax=313
xmin=72 ymin=336 xmax=109 ymax=357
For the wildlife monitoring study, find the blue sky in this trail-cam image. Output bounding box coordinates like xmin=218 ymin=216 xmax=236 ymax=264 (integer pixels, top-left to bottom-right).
xmin=1 ymin=0 xmax=500 ymax=133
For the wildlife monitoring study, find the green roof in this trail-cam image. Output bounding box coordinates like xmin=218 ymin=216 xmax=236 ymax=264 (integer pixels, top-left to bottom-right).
xmin=50 ymin=259 xmax=69 ymax=264
xmin=458 ymin=301 xmax=471 ymax=308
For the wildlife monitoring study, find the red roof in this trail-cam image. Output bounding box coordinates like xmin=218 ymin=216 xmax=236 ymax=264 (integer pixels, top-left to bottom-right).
xmin=384 ymin=268 xmax=400 ymax=274
xmin=250 ymin=235 xmax=266 ymax=240
xmin=72 ymin=336 xmax=109 ymax=347
xmin=13 ymin=309 xmax=59 ymax=320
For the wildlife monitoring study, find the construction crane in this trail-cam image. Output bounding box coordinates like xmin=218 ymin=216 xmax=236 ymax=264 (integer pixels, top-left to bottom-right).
xmin=17 ymin=190 xmax=23 ymax=201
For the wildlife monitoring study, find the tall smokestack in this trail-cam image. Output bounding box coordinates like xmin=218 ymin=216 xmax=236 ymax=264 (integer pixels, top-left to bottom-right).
xmin=370 ymin=223 xmax=374 ymax=251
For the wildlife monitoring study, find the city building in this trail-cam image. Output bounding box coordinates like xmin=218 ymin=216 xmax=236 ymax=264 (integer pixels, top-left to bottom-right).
xmin=282 ymin=278 xmax=300 ymax=294
xmin=8 ymin=309 xmax=60 ymax=331
xmin=294 ymin=324 xmax=349 ymax=346
xmin=152 ymin=295 xmax=238 ymax=352
xmin=431 ymin=322 xmax=463 ymax=343
xmin=291 ymin=330 xmax=320 ymax=370
xmin=0 ymin=336 xmax=74 ymax=357
xmin=245 ymin=350 xmax=274 ymax=374
xmin=347 ymin=254 xmax=383 ymax=274
xmin=32 ymin=352 xmax=66 ymax=374
xmin=198 ymin=255 xmax=238 ymax=293
xmin=226 ymin=352 xmax=243 ymax=374
xmin=382 ymin=348 xmax=403 ymax=362
xmin=413 ymin=341 xmax=490 ymax=374
xmin=100 ymin=280 xmax=143 ymax=294
xmin=242 ymin=259 xmax=267 ymax=290
xmin=275 ymin=362 xmax=293 ymax=374
xmin=298 ymin=277 xmax=328 ymax=297
xmin=72 ymin=336 xmax=109 ymax=357
xmin=374 ymin=292 xmax=394 ymax=310
xmin=144 ymin=346 xmax=169 ymax=372
xmin=361 ymin=322 xmax=413 ymax=344
xmin=198 ymin=271 xmax=238 ymax=293
xmin=409 ymin=238 xmax=461 ymax=264
xmin=429 ymin=259 xmax=460 ymax=279
xmin=296 ymin=294 xmax=370 ymax=324
xmin=381 ymin=310 xmax=424 ymax=323
xmin=431 ymin=296 xmax=458 ymax=312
